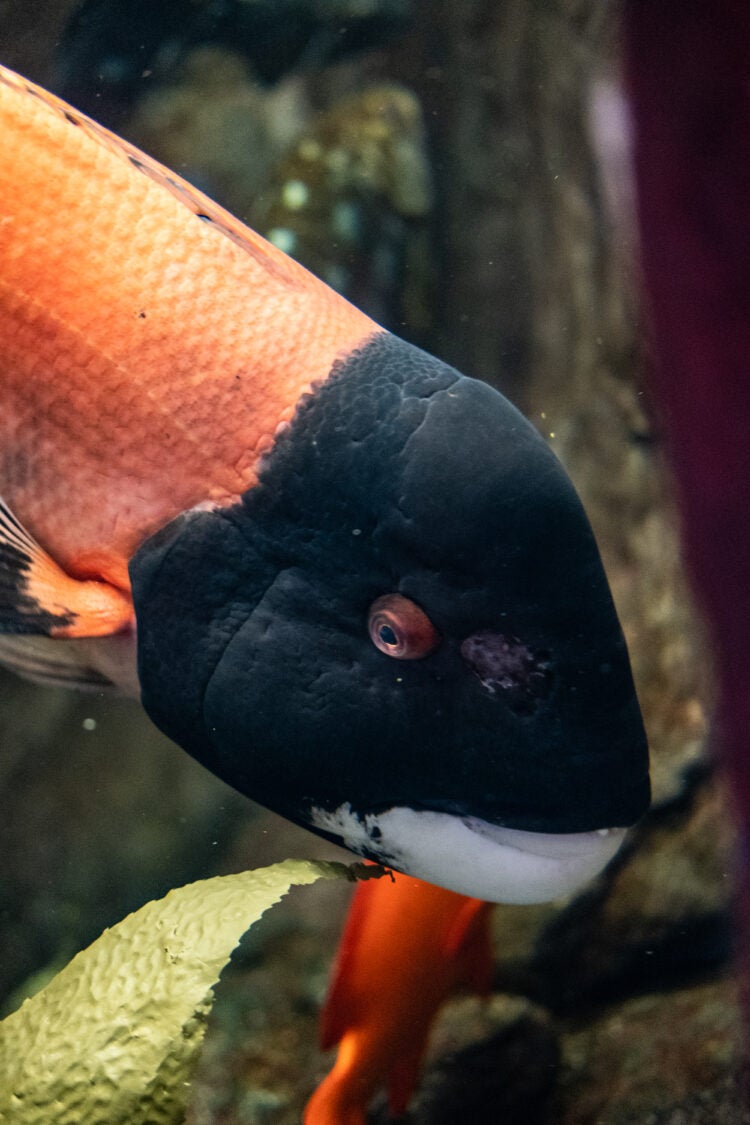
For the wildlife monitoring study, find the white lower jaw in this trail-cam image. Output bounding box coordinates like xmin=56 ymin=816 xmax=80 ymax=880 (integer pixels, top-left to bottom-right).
xmin=308 ymin=803 xmax=627 ymax=904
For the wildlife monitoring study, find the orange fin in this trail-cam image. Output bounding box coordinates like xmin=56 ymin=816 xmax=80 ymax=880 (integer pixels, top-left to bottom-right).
xmin=310 ymin=873 xmax=494 ymax=1124
xmin=319 ymin=868 xmax=385 ymax=1051
xmin=0 ymin=63 xmax=307 ymax=290
xmin=0 ymin=499 xmax=133 ymax=638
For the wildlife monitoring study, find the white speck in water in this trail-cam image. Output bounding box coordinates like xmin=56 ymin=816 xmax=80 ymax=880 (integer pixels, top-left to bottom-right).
xmin=82 ymin=717 xmax=97 ymax=731
xmin=281 ymin=179 xmax=309 ymax=211
xmin=332 ymin=201 xmax=359 ymax=240
xmin=299 ymin=139 xmax=323 ymax=162
xmin=268 ymin=227 xmax=297 ymax=254
xmin=352 ymin=528 xmax=362 ymax=536
xmin=324 ymin=264 xmax=348 ymax=291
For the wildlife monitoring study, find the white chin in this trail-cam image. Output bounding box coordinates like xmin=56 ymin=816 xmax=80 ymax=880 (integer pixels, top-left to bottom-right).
xmin=308 ymin=803 xmax=627 ymax=904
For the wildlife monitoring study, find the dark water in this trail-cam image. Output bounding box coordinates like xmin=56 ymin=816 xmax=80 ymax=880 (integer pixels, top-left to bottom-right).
xmin=0 ymin=3 xmax=740 ymax=1122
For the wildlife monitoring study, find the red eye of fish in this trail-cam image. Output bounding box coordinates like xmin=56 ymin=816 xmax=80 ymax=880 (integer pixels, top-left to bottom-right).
xmin=367 ymin=594 xmax=441 ymax=659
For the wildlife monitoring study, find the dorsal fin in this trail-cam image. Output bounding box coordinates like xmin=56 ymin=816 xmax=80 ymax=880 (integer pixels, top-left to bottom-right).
xmin=0 ymin=63 xmax=304 ymax=289
xmin=0 ymin=498 xmax=133 ymax=638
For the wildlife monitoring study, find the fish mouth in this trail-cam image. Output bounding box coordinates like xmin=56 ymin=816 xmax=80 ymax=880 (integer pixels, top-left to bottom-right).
xmin=307 ymin=803 xmax=627 ymax=903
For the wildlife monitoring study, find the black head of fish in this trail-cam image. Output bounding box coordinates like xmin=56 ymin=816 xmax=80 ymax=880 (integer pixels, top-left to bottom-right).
xmin=130 ymin=331 xmax=650 ymax=903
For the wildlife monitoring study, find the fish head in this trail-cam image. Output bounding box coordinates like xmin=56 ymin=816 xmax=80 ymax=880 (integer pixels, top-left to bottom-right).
xmin=130 ymin=331 xmax=649 ymax=904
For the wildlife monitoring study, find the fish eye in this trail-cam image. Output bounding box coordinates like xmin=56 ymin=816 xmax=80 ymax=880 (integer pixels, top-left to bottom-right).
xmin=367 ymin=594 xmax=441 ymax=659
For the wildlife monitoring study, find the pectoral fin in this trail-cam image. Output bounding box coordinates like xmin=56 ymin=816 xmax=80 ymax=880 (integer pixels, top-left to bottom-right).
xmin=0 ymin=499 xmax=133 ymax=638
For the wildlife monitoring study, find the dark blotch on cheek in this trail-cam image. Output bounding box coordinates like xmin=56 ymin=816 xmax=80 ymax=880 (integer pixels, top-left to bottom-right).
xmin=460 ymin=631 xmax=552 ymax=714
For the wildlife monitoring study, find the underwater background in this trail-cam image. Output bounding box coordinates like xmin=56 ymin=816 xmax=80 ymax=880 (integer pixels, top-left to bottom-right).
xmin=0 ymin=1 xmax=740 ymax=1121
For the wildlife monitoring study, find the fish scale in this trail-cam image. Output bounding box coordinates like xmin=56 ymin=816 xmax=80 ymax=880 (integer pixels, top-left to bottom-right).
xmin=0 ymin=65 xmax=376 ymax=582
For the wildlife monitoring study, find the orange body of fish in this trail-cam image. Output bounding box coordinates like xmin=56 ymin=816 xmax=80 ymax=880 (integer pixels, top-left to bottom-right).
xmin=0 ymin=64 xmax=374 ymax=644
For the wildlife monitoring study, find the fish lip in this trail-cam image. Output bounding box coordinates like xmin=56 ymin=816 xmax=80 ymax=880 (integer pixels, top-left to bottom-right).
xmin=461 ymin=818 xmax=627 ymax=859
xmin=306 ymin=802 xmax=628 ymax=904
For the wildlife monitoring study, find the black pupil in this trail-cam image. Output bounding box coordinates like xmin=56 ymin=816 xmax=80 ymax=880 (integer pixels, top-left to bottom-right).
xmin=379 ymin=624 xmax=398 ymax=646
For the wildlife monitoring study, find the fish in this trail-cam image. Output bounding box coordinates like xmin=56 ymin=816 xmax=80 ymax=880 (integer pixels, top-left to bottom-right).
xmin=304 ymin=870 xmax=493 ymax=1124
xmin=0 ymin=62 xmax=649 ymax=904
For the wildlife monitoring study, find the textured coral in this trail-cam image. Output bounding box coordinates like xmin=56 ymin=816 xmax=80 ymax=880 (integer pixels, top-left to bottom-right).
xmin=0 ymin=861 xmax=358 ymax=1125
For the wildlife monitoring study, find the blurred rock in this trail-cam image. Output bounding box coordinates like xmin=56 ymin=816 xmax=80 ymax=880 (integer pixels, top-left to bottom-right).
xmin=554 ymin=977 xmax=745 ymax=1125
xmin=408 ymin=996 xmax=559 ymax=1125
xmin=125 ymin=48 xmax=308 ymax=217
xmin=0 ymin=669 xmax=249 ymax=1006
xmin=510 ymin=18 xmax=711 ymax=808
xmin=250 ymin=82 xmax=433 ymax=334
xmin=524 ymin=766 xmax=735 ymax=1014
xmin=537 ymin=370 xmax=710 ymax=810
xmin=55 ymin=0 xmax=413 ymax=124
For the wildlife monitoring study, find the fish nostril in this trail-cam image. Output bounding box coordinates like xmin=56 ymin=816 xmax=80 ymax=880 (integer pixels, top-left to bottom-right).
xmin=460 ymin=631 xmax=553 ymax=709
